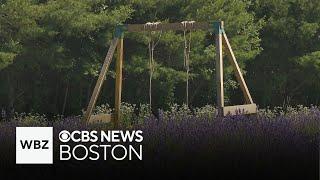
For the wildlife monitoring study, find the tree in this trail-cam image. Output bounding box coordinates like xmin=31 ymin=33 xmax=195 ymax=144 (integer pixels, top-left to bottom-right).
xmin=248 ymin=0 xmax=320 ymax=106
xmin=0 ymin=0 xmax=132 ymax=115
xmin=0 ymin=0 xmax=264 ymax=116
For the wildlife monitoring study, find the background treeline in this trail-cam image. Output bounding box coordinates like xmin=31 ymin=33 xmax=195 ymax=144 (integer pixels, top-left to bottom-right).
xmin=0 ymin=0 xmax=320 ymax=116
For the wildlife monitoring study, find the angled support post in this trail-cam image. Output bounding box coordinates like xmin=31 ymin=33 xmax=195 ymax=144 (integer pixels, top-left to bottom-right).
xmin=213 ymin=21 xmax=224 ymax=115
xmin=222 ymin=32 xmax=253 ymax=104
xmin=213 ymin=21 xmax=256 ymax=116
xmin=83 ymin=38 xmax=119 ymax=123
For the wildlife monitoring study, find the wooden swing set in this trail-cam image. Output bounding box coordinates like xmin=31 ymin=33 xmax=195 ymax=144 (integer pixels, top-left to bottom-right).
xmin=83 ymin=21 xmax=257 ymax=125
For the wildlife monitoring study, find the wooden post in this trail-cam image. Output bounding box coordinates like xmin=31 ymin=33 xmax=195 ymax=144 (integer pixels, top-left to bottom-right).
xmin=222 ymin=33 xmax=253 ymax=104
xmin=83 ymin=38 xmax=119 ymax=123
xmin=215 ymin=21 xmax=224 ymax=114
xmin=114 ymin=38 xmax=123 ymax=127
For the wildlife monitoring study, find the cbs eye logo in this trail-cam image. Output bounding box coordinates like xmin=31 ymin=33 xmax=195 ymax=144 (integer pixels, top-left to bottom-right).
xmin=59 ymin=130 xmax=71 ymax=142
xmin=58 ymin=130 xmax=98 ymax=143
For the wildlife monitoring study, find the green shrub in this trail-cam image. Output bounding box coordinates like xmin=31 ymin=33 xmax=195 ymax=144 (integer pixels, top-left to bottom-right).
xmin=13 ymin=112 xmax=47 ymax=126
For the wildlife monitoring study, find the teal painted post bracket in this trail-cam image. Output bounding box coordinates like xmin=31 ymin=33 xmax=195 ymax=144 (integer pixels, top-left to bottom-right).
xmin=212 ymin=21 xmax=224 ymax=34
xmin=115 ymin=24 xmax=128 ymax=38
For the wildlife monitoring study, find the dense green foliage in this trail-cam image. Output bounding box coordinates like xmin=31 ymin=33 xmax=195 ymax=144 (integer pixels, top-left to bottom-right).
xmin=248 ymin=0 xmax=320 ymax=106
xmin=0 ymin=0 xmax=319 ymax=116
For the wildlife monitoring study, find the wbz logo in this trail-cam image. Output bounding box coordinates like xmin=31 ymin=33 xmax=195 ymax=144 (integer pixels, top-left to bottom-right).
xmin=20 ymin=139 xmax=49 ymax=149
xmin=16 ymin=127 xmax=53 ymax=164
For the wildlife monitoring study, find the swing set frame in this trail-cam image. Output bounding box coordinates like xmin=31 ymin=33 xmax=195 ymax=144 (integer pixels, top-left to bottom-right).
xmin=83 ymin=21 xmax=257 ymax=126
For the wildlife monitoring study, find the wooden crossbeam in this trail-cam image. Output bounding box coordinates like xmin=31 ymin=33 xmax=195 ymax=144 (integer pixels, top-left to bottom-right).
xmin=83 ymin=38 xmax=119 ymax=123
xmin=125 ymin=22 xmax=211 ymax=32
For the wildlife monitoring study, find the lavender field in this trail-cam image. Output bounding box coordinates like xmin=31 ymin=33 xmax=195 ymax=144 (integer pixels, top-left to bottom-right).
xmin=0 ymin=104 xmax=319 ymax=178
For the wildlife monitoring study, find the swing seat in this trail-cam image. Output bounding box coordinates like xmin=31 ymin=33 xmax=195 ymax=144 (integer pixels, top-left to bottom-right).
xmin=89 ymin=113 xmax=114 ymax=123
xmin=222 ymin=103 xmax=257 ymax=116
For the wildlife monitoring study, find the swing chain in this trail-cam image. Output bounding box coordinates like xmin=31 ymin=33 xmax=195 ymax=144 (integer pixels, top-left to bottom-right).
xmin=181 ymin=21 xmax=194 ymax=70
xmin=144 ymin=22 xmax=163 ymax=109
xmin=181 ymin=21 xmax=195 ymax=105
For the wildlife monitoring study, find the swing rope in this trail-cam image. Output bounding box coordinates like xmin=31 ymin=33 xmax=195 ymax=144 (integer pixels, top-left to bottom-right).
xmin=181 ymin=21 xmax=194 ymax=106
xmin=144 ymin=22 xmax=162 ymax=110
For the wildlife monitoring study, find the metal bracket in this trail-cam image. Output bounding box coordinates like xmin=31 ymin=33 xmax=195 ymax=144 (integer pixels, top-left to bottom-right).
xmin=115 ymin=24 xmax=128 ymax=38
xmin=213 ymin=21 xmax=224 ymax=34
